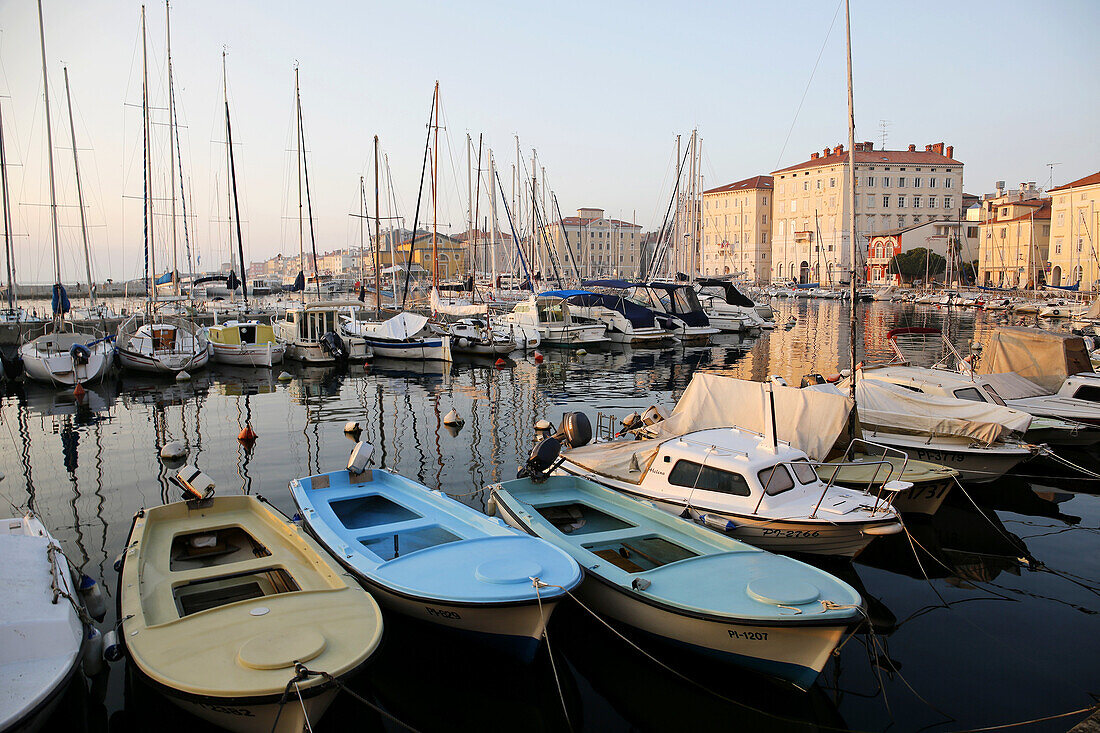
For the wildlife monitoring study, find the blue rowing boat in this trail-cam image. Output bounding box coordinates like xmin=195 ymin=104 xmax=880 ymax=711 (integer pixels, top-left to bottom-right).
xmin=489 ymin=474 xmax=864 ymax=688
xmin=290 ymin=454 xmax=582 ymax=661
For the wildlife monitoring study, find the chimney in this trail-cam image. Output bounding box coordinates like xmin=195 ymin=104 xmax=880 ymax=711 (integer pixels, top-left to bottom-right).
xmin=835 ymin=144 xmax=844 ymax=154
xmin=865 ymin=141 xmax=873 ymax=150
xmin=932 ymin=142 xmax=945 ymax=155
xmin=946 ymin=145 xmax=954 ymax=159
xmin=824 ymin=147 xmax=831 ymax=156
xmin=810 ymin=152 xmax=820 ymax=160
xmin=925 ymin=144 xmax=933 ymax=152
xmin=908 ymin=144 xmax=916 ymax=152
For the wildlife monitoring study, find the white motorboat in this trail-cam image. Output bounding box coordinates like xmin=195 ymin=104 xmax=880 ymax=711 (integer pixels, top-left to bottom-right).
xmin=19 ymin=326 xmax=113 ymax=386
xmin=555 ymin=376 xmax=902 ymax=557
xmin=116 ymin=313 xmax=210 ymax=374
xmin=273 ymin=301 xmax=371 ymax=364
xmin=603 ymin=281 xmax=718 ymax=343
xmin=207 ymin=320 xmax=285 ymax=367
xmin=695 ymin=279 xmax=774 ymax=330
xmin=499 ymin=293 xmax=610 ymax=347
xmin=342 ymin=310 xmax=451 ymax=361
xmin=0 ymin=514 xmax=91 ymax=731
xmin=559 ymin=290 xmax=676 ymax=345
xmin=432 ymin=318 xmax=516 ymax=356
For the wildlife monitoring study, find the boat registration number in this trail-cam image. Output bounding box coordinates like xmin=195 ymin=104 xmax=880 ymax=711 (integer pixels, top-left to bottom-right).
xmin=911 ymin=449 xmax=966 ymax=464
xmin=196 ymin=703 xmax=255 ymax=717
xmin=728 ymin=630 xmax=769 ymax=641
xmin=425 ymin=606 xmax=461 ymax=620
xmin=760 ymin=528 xmax=821 ymax=538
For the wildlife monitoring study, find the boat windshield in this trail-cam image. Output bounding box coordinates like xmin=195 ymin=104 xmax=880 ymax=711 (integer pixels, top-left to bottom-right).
xmin=789 ymin=459 xmax=820 ymax=485
xmin=537 ymin=301 xmax=566 ymax=323
xmin=671 ymin=288 xmax=703 ymax=314
xmin=668 ymin=459 xmax=750 ymax=496
xmin=758 ymin=465 xmax=796 ymax=495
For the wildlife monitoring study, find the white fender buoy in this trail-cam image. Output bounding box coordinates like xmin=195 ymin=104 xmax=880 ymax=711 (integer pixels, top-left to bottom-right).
xmin=83 ymin=628 xmax=104 ymax=676
xmin=77 ymin=574 xmax=107 ymax=622
xmin=175 ymin=370 xmax=191 ymax=382
xmin=103 ymin=629 xmax=124 ymax=663
xmin=576 ymin=348 xmax=587 ymax=356
xmin=160 ymin=440 xmax=188 ymax=461
xmin=443 ymin=408 xmax=464 ymax=427
xmin=534 ymin=419 xmax=553 ymax=432
xmin=278 ymin=371 xmax=293 ymax=381
xmin=344 ymin=421 xmax=364 ymax=434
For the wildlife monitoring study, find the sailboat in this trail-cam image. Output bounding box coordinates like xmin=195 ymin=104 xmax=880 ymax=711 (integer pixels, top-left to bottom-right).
xmin=19 ymin=1 xmax=113 ymax=386
xmin=116 ymin=4 xmax=209 ymax=375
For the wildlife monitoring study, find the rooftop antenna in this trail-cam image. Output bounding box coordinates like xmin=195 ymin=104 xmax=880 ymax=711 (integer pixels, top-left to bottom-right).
xmin=878 ymin=119 xmax=891 ymax=150
xmin=1046 ymin=162 xmax=1061 ymax=190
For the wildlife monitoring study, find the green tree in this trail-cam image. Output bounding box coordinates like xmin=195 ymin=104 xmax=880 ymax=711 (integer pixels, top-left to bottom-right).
xmin=888 ymin=248 xmax=946 ymax=283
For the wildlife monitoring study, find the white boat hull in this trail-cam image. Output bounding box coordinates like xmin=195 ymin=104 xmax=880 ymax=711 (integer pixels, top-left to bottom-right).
xmin=538 ymin=324 xmax=610 ymax=347
xmin=862 ymin=432 xmax=1031 ymax=484
xmin=167 ymin=686 xmax=337 ymax=733
xmin=210 ymin=342 xmax=285 ymax=367
xmin=366 ymin=337 xmax=450 ymax=361
xmin=118 ymin=344 xmax=209 ymax=374
xmin=20 ymin=350 xmax=112 ymax=386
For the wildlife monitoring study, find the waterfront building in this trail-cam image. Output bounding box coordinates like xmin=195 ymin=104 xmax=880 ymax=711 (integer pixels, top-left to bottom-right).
xmin=1047 ymin=171 xmax=1100 ymax=290
xmin=976 ymin=182 xmax=1051 ymax=289
xmin=701 ymin=175 xmax=773 ymax=283
xmin=866 ymin=220 xmax=972 ymax=285
xmin=540 ymin=208 xmax=643 ymax=279
xmin=771 ymin=142 xmax=963 ymax=285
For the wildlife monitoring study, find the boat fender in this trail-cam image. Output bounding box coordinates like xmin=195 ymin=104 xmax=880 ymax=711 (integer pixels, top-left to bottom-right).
xmin=102 ymin=629 xmax=124 ymax=663
xmin=278 ymin=371 xmax=293 ymax=381
xmin=159 ymin=440 xmax=188 ymax=461
xmin=443 ymin=408 xmax=464 ymax=427
xmin=700 ymin=513 xmax=736 ymax=532
xmin=576 ymin=348 xmax=587 ymax=355
xmin=486 ymin=496 xmax=497 ymax=516
xmin=77 ymin=574 xmax=108 ymax=622
xmin=457 ymin=337 xmax=469 ymax=348
xmin=631 ymin=578 xmax=651 ymax=591
xmin=83 ymin=628 xmax=104 ymax=676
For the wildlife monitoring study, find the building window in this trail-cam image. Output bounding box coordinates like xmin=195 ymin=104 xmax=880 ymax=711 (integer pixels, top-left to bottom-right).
xmin=762 ymin=214 xmax=767 ymax=224
xmin=967 ymin=226 xmax=978 ymax=238
xmin=791 ymin=201 xmax=797 ymax=212
xmin=945 ymin=178 xmax=954 ymax=188
xmin=913 ymin=196 xmax=921 ymax=208
xmin=867 ymin=194 xmax=875 ymax=208
xmin=1055 ymin=238 xmax=1063 ymax=254
xmin=928 ymin=196 xmax=936 ymax=208
xmin=882 ymin=176 xmax=891 ymax=187
xmin=830 ymin=178 xmax=836 ymax=187
xmin=762 ymin=196 xmax=768 ymax=205
xmin=898 ymin=216 xmax=906 ymax=227
xmin=866 ymin=176 xmax=875 ymax=186
xmin=897 ymin=196 xmax=907 ymax=207
xmin=898 ymin=177 xmax=906 ymax=187
xmin=816 ymin=179 xmax=822 ymax=190
xmin=803 ymin=181 xmax=809 ymax=191
xmin=883 ymin=195 xmax=890 ymax=208
xmin=944 ymin=197 xmax=953 ymax=208
xmin=929 ymin=178 xmax=938 ymax=188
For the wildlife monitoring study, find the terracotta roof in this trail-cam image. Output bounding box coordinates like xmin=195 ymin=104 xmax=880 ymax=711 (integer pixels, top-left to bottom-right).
xmin=1049 ymin=171 xmax=1100 ymax=192
xmin=555 ymin=216 xmax=640 ymax=228
xmin=997 ymin=199 xmax=1047 ymax=208
xmin=703 ymin=175 xmax=774 ymax=195
xmin=452 ymin=228 xmax=513 ymax=242
xmin=979 ymin=200 xmax=1052 ymax=224
xmin=773 ymin=149 xmax=961 ymax=175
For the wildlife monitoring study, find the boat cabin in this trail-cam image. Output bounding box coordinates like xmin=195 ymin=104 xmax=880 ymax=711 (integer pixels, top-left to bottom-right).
xmin=208 ymin=321 xmax=277 ymax=346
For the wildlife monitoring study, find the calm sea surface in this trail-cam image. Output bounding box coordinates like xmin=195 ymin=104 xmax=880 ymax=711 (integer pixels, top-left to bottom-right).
xmin=3 ymin=300 xmax=1098 ymax=732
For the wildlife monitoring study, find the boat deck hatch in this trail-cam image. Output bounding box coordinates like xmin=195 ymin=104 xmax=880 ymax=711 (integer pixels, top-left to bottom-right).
xmin=173 ymin=567 xmax=299 ymax=617
xmin=583 ymin=536 xmax=698 ymax=573
xmin=332 ymin=495 xmax=421 ymax=530
xmin=535 ymin=502 xmax=635 ymax=535
xmin=360 ymin=525 xmax=460 ymax=561
xmin=169 ymin=527 xmax=271 ymax=571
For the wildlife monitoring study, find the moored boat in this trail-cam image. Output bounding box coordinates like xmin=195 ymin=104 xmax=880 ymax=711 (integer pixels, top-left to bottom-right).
xmin=207 ymin=320 xmax=285 ymax=367
xmin=116 ymin=313 xmax=210 ymax=374
xmin=490 ymin=474 xmax=864 ymax=689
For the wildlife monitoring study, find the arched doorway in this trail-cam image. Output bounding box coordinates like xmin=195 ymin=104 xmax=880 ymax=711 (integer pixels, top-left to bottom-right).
xmin=799 ymin=261 xmax=810 ymax=284
xmin=1073 ymin=265 xmax=1083 ymax=287
xmin=1051 ymin=265 xmax=1062 ymax=287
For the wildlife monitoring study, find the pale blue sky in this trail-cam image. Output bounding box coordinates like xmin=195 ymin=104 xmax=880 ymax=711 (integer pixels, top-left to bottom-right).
xmin=1 ymin=0 xmax=1097 ymax=283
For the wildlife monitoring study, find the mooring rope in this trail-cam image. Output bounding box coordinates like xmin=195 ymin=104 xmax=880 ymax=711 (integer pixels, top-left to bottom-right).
xmin=532 ymin=577 xmax=572 ymax=731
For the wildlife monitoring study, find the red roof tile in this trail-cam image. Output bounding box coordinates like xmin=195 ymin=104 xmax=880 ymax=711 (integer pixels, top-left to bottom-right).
xmin=556 ymin=216 xmax=640 ymax=228
xmin=703 ymin=175 xmax=774 ymax=195
xmin=773 ymin=149 xmax=961 ymax=175
xmin=1049 ymin=171 xmax=1100 ymax=192
xmin=980 ymin=200 xmax=1052 ymax=224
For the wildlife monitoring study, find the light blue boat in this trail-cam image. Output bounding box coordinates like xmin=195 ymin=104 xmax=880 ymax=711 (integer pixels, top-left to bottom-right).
xmin=490 ymin=474 xmax=864 ymax=688
xmin=289 ymin=462 xmax=582 ymax=661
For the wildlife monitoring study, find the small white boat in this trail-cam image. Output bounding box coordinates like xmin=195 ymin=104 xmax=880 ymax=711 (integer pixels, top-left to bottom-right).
xmin=499 ymin=293 xmax=610 ymax=347
xmin=19 ymin=327 xmax=113 ymax=386
xmin=116 ymin=313 xmax=210 ymax=374
xmin=207 ymin=320 xmax=285 ymax=367
xmin=117 ymin=482 xmax=384 ymax=733
xmin=273 ymin=301 xmax=371 ymax=364
xmin=342 ymin=311 xmax=452 ymax=361
xmin=0 ymin=514 xmax=91 ymax=731
xmin=433 ymin=318 xmax=516 ymax=356
xmin=559 ymin=290 xmax=677 ymax=344
xmin=695 ymin=279 xmax=774 ymax=330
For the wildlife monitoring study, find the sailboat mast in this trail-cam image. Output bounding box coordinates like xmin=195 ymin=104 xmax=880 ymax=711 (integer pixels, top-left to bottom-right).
xmin=373 ymin=135 xmax=381 ymax=319
xmin=359 ymin=176 xmax=366 ymax=290
xmin=431 ymin=81 xmax=439 ymax=289
xmin=36 ymin=0 xmax=63 ymax=316
xmin=224 ymin=52 xmax=233 ymax=284
xmin=62 ymin=68 xmax=95 ymax=307
xmin=223 ymin=53 xmax=247 ymax=306
xmin=142 ymin=5 xmax=156 ymax=306
xmin=489 ymin=152 xmax=498 ymax=296
xmin=0 ymin=99 xmax=15 ymax=311
xmin=295 ymin=67 xmax=304 ymax=306
xmin=165 ymin=0 xmax=179 ymax=296
xmin=845 ymin=0 xmax=858 ymax=397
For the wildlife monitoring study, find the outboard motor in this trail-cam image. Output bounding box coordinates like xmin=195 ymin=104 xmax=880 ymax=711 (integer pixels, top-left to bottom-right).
xmin=319 ymin=331 xmax=347 ymax=360
xmin=558 ymin=411 xmax=592 ymax=448
xmin=517 ymin=436 xmax=563 ymax=482
xmin=69 ymin=343 xmax=92 ymax=366
xmin=800 ymin=373 xmax=827 ymax=388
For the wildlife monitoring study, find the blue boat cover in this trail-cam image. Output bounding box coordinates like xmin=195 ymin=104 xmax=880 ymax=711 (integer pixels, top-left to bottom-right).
xmin=583 ymin=279 xmax=636 ymax=290
xmin=538 ymin=289 xmax=592 ymax=298
xmin=51 ymin=283 xmax=70 ymax=316
xmin=564 ymin=292 xmax=656 ymax=329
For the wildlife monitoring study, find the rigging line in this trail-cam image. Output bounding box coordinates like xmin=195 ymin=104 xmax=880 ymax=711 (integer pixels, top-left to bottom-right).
xmin=774 ymin=0 xmax=844 ymax=171
xmin=401 ymin=86 xmax=437 ymax=308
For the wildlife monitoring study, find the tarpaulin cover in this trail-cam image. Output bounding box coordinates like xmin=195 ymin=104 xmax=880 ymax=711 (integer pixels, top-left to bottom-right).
xmin=696 ymin=278 xmax=755 ymax=307
xmin=976 ymin=372 xmax=1050 ymax=400
xmin=563 ymin=374 xmax=854 ymax=484
xmin=431 ymin=287 xmax=487 ymax=317
xmin=854 ymin=377 xmax=1031 ymax=443
xmin=370 ymin=311 xmax=430 ymax=340
xmin=976 ymin=326 xmax=1091 ymax=392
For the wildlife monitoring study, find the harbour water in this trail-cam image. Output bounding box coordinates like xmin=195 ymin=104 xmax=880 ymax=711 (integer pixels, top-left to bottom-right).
xmin=3 ymin=298 xmax=1098 ymax=732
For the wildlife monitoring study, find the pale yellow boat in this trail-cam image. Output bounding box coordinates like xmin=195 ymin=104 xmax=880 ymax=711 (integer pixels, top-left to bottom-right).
xmin=117 ymin=494 xmax=383 ymax=733
xmin=207 ymin=320 xmax=286 ymax=367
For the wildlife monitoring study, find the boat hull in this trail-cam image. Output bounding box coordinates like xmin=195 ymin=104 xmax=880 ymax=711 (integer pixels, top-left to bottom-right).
xmin=862 ymin=433 xmax=1031 ymax=484
xmin=118 ymin=345 xmax=209 ymax=374
xmin=538 ymin=324 xmax=610 ymax=347
xmin=20 ymin=351 xmax=111 ymax=386
xmin=210 ymin=342 xmax=285 ymax=367
xmin=364 ymin=338 xmax=449 ymax=361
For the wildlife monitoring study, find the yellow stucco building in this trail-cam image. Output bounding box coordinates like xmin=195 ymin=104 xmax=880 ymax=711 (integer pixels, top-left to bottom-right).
xmin=701 ymin=175 xmax=773 ymax=283
xmin=976 ymin=188 xmax=1051 ymax=289
xmin=1047 ymin=171 xmax=1100 ymax=290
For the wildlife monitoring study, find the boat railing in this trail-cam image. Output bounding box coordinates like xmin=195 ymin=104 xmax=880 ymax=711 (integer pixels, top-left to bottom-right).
xmin=755 ymin=457 xmax=900 ymax=519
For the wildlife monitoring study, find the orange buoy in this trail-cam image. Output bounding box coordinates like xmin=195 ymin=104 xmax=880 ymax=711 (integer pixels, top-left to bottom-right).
xmin=73 ymin=382 xmax=85 ymax=400
xmin=238 ymin=424 xmax=258 ymax=444
xmin=533 ymin=351 xmax=544 ymax=363
xmin=494 ymin=358 xmax=507 ymax=368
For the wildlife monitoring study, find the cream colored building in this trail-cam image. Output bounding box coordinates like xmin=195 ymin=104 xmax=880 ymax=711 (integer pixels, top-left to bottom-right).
xmin=771 ymin=141 xmax=963 ymax=285
xmin=976 ymin=187 xmax=1051 ymax=289
xmin=1047 ymin=171 xmax=1100 ymax=290
xmin=701 ymin=175 xmax=773 ymax=283
xmin=540 ymin=207 xmax=643 ymax=279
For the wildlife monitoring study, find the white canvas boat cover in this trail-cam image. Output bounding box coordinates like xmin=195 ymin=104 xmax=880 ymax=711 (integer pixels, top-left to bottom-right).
xmin=430 ymin=287 xmax=487 ymax=317
xmin=977 ymin=372 xmax=1050 ymax=399
xmin=371 ymin=312 xmax=430 ymax=340
xmin=1085 ymin=297 xmax=1100 ymax=320
xmin=855 ymin=378 xmax=1031 ymax=443
xmin=563 ymin=374 xmax=854 ymax=484
xmin=977 ymin=326 xmax=1091 ymax=392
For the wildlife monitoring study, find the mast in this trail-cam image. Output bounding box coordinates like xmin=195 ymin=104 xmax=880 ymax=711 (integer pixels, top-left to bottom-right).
xmin=373 ymin=135 xmax=381 ymax=319
xmin=142 ymin=5 xmax=156 ymax=306
xmin=223 ymin=52 xmax=247 ymax=305
xmin=489 ymin=152 xmax=498 ymax=296
xmin=359 ymin=175 xmax=366 ymax=292
xmin=0 ymin=98 xmax=14 ymax=311
xmin=165 ymin=0 xmax=179 ymax=295
xmin=295 ymin=67 xmax=304 ymax=306
xmin=298 ymin=83 xmax=321 ymax=302
xmin=845 ymin=0 xmax=858 ymax=397
xmin=36 ymin=0 xmax=63 ymax=320
xmin=62 ymin=68 xmax=95 ymax=307
xmin=431 ymin=81 xmax=439 ymax=289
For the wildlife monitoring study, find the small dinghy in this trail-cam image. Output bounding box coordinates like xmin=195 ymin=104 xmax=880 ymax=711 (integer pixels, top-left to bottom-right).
xmin=290 ymin=442 xmax=582 ymax=661
xmin=1 ymin=514 xmax=91 ymax=731
xmin=490 ymin=473 xmax=864 ymax=689
xmin=116 ymin=469 xmax=383 ymax=733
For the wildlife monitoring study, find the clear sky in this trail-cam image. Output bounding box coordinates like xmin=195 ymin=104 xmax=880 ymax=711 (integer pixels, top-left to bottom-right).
xmin=1 ymin=0 xmax=1098 ymax=284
